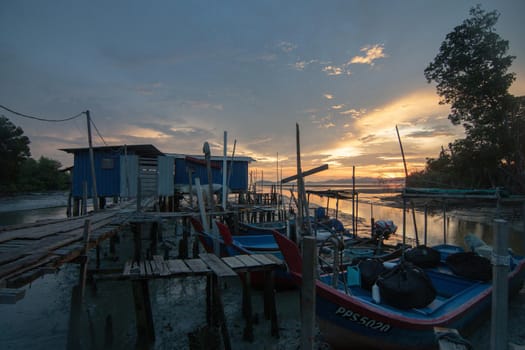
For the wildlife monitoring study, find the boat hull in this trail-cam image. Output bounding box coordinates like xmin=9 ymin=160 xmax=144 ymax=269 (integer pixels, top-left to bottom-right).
xmin=314 ymin=258 xmax=525 ymax=350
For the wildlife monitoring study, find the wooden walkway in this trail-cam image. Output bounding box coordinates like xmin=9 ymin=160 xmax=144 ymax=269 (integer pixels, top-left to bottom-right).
xmin=120 ymin=253 xmax=283 ymax=279
xmin=0 ymin=206 xmax=131 ymax=290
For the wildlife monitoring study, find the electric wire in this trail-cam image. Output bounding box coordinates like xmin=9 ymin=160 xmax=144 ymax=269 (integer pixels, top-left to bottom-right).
xmin=0 ymin=104 xmax=85 ymax=122
xmin=90 ymin=118 xmax=108 ymax=146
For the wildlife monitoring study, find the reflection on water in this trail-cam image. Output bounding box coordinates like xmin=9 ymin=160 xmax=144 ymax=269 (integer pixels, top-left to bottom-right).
xmin=307 ymin=191 xmax=525 ymax=255
xmin=0 ymin=206 xmax=68 ymax=227
xmin=0 ymin=192 xmax=69 ymax=227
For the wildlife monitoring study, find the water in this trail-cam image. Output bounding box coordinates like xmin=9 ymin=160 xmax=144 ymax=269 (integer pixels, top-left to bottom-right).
xmin=0 ymin=192 xmax=69 ymax=226
xmin=0 ymin=188 xmax=523 ymax=349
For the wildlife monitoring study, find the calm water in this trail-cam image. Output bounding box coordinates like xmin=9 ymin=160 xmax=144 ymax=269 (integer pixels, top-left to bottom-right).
xmin=0 ymin=188 xmax=523 ymax=349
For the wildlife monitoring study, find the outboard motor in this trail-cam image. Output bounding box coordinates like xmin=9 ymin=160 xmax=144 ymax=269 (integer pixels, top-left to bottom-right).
xmin=372 ymin=220 xmax=397 ymax=241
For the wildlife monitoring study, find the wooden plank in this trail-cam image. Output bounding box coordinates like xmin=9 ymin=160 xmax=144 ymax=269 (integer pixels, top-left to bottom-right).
xmin=262 ymin=254 xmax=283 ymax=265
xmin=144 ymin=260 xmax=153 ymax=276
xmin=153 ymin=255 xmax=169 ymax=276
xmin=184 ymin=259 xmax=210 ymax=274
xmin=148 ymin=260 xmax=160 ymax=276
xmin=165 ymin=259 xmax=191 ymax=275
xmin=249 ymin=254 xmax=274 ymax=266
xmin=123 ymin=261 xmax=133 ymax=276
xmin=221 ymin=256 xmax=247 ymax=269
xmin=139 ymin=260 xmax=146 ymax=276
xmin=199 ymin=253 xmax=237 ymax=278
xmin=234 ymin=255 xmax=261 ymax=268
xmin=281 ymin=164 xmax=329 ymax=183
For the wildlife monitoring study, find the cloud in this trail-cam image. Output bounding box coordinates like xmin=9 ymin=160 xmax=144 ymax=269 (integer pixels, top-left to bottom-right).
xmin=293 ymin=59 xmax=318 ymax=70
xmin=309 ymin=90 xmax=464 ymax=177
xmin=349 ymin=44 xmax=386 ymax=65
xmin=184 ymin=100 xmax=224 ymax=111
xmin=339 ymin=108 xmax=366 ymax=119
xmin=331 ymin=104 xmax=344 ymax=110
xmin=322 ymin=65 xmax=347 ymax=76
xmin=311 ymin=114 xmax=336 ymax=128
xmin=324 ymin=94 xmax=334 ymax=100
xmin=277 ymin=41 xmax=297 ymax=53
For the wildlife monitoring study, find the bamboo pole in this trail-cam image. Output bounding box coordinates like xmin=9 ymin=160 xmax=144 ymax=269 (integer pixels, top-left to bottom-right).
xmin=396 ymin=125 xmax=419 ymax=246
xmin=490 ymin=219 xmax=509 ymax=350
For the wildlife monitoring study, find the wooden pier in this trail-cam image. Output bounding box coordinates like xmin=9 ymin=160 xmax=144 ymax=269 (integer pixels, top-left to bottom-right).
xmin=0 ymin=202 xmax=137 ymax=297
xmin=97 ymin=253 xmax=284 ymax=348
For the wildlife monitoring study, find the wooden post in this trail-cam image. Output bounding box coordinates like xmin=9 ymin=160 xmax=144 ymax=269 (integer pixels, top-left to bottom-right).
xmin=396 ymin=125 xmax=419 ymax=245
xmin=104 ymin=314 xmax=114 ymax=348
xmin=491 ymin=219 xmax=509 ymax=350
xmin=131 ymin=280 xmax=155 ymax=345
xmin=86 ymin=110 xmax=99 ymax=211
xmin=352 ymin=166 xmax=355 ymax=236
xmin=203 ymin=142 xmax=215 ymax=210
xmin=442 ymin=202 xmax=447 ymax=244
xmin=263 ymin=270 xmax=279 ymax=337
xmin=149 ymin=221 xmax=158 ymax=256
xmin=82 ymin=181 xmax=88 ymax=215
xmin=96 ymin=244 xmax=101 ymax=269
xmin=73 ymin=197 xmax=80 ymax=217
xmin=66 ymin=220 xmax=91 ymax=350
xmin=355 ymin=192 xmax=359 ymax=236
xmin=67 ymin=189 xmax=72 ymax=218
xmin=301 ymin=236 xmax=316 ymax=350
xmin=242 ymin=272 xmax=254 ymax=342
xmin=133 ymin=223 xmax=142 ymax=263
xmin=137 ymin=178 xmax=142 ymax=212
xmin=424 ymin=205 xmax=428 ymax=246
xmin=213 ymin=274 xmax=231 ymax=350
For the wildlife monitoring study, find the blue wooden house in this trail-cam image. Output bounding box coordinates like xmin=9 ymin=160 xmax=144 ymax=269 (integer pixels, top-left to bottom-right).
xmin=61 ymin=145 xmax=254 ymax=208
xmin=169 ymin=154 xmax=254 ymax=193
xmin=60 ymin=144 xmax=166 ymax=200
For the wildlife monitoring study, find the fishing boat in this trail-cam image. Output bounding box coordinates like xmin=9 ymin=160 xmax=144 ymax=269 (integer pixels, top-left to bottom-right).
xmin=190 ymin=217 xmax=295 ymax=289
xmin=272 ymin=230 xmax=525 ymax=349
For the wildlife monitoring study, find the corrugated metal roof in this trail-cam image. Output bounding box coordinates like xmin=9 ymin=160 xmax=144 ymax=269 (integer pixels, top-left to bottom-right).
xmin=61 ymin=144 xmax=164 ymax=157
xmin=166 ymin=153 xmax=255 ymax=163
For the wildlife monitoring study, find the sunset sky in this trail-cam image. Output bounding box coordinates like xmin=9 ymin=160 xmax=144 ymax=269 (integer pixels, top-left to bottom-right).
xmin=1 ymin=0 xmax=524 ymax=182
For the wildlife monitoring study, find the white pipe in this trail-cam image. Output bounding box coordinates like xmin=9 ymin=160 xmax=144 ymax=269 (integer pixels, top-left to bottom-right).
xmin=222 ymin=131 xmax=227 ymax=210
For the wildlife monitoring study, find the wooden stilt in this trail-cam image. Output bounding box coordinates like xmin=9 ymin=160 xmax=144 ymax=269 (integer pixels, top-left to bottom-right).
xmin=241 ymin=272 xmax=254 ymax=342
xmin=66 ymin=285 xmax=83 ymax=350
xmin=149 ymin=221 xmax=158 ymax=256
xmin=73 ymin=197 xmax=80 ymax=217
xmin=131 ymin=280 xmax=155 ymax=344
xmin=109 ymin=235 xmax=116 ymax=255
xmin=67 ymin=220 xmax=91 ymax=350
xmin=212 ymin=274 xmax=232 ymax=350
xmin=263 ymin=270 xmax=279 ymax=337
xmin=104 ymin=314 xmax=114 ymax=348
xmin=301 ymin=236 xmax=316 ymax=350
xmin=133 ymin=223 xmax=142 ymax=263
xmin=206 ymin=275 xmax=213 ymax=325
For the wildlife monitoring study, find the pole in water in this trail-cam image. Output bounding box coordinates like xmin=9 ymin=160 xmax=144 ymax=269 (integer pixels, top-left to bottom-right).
xmin=490 ymin=219 xmax=509 ymax=350
xmin=396 ymin=125 xmax=418 ymax=245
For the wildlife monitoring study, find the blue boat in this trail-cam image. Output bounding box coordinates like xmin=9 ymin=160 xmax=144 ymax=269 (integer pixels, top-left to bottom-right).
xmin=237 ymin=220 xmax=287 ymax=236
xmin=272 ymin=230 xmax=525 ymax=350
xmin=190 ymin=218 xmax=295 ymax=289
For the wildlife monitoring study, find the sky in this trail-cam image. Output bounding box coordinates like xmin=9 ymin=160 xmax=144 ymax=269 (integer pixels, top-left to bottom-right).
xmin=1 ymin=0 xmax=524 ymax=182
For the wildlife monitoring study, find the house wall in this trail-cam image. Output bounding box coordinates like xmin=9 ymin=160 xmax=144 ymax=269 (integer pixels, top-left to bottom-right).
xmin=173 ymin=158 xmax=249 ymax=192
xmin=71 ymin=150 xmax=121 ymax=198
